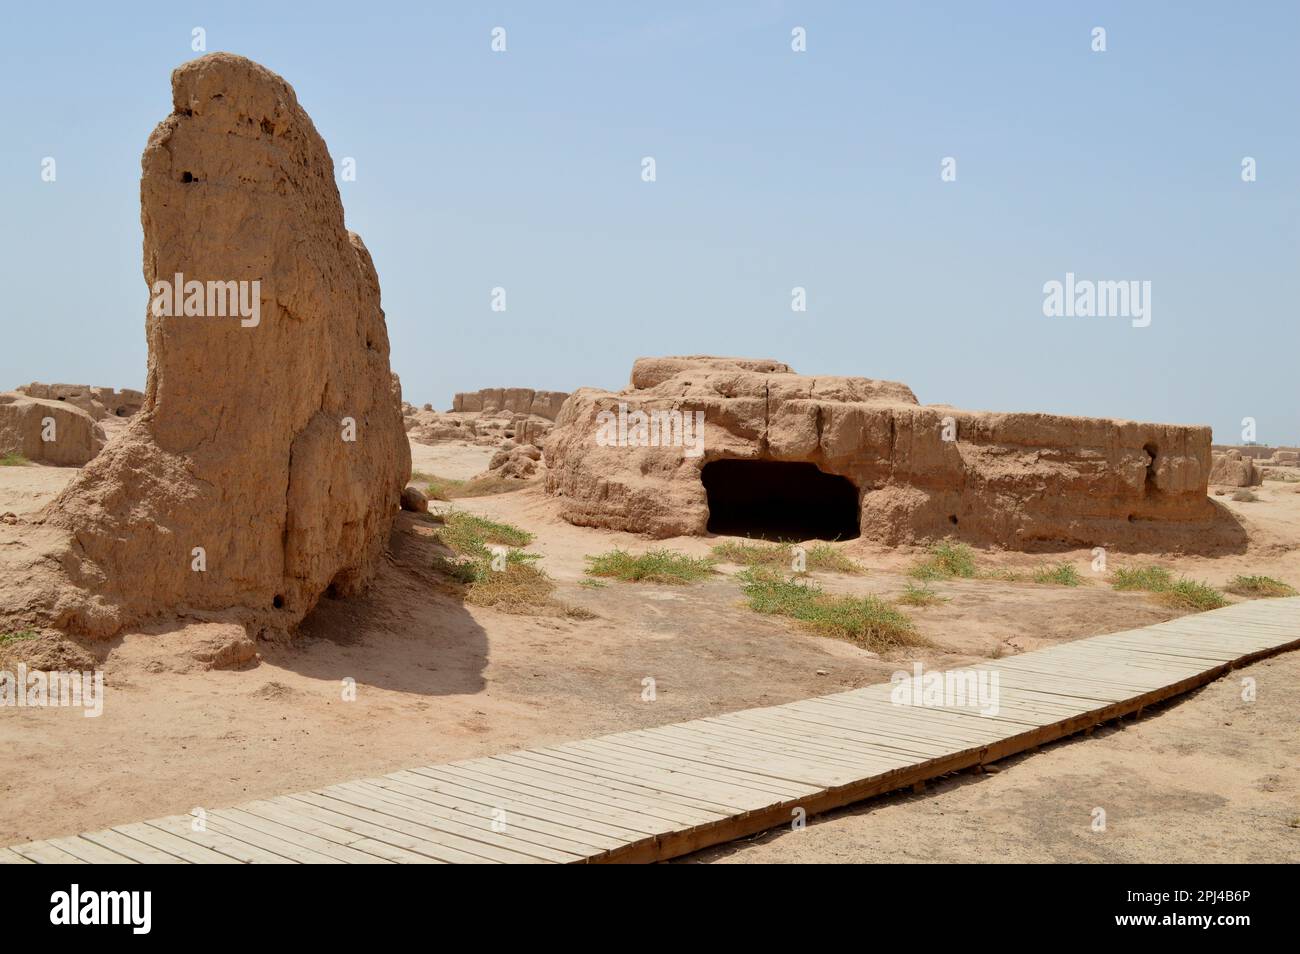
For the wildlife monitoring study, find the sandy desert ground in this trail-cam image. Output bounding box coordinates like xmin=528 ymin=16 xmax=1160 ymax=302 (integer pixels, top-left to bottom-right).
xmin=1 ymin=439 xmax=1297 ymax=862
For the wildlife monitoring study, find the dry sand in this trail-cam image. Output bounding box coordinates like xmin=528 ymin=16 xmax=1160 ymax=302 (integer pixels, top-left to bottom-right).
xmin=1 ymin=445 xmax=1297 ymax=861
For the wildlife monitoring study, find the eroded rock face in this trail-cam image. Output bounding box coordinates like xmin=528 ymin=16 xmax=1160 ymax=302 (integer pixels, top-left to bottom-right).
xmin=544 ymin=356 xmax=1235 ymax=552
xmin=0 ymin=393 xmax=106 ymax=465
xmin=1 ymin=53 xmax=409 ymax=637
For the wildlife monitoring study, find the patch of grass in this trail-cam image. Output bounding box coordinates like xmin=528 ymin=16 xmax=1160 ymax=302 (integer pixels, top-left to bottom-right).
xmin=980 ymin=567 xmax=1029 ymax=583
xmin=1032 ymin=563 xmax=1085 ymax=587
xmin=428 ymin=513 xmax=590 ymax=620
xmin=578 ymin=579 xmax=608 ymax=589
xmin=909 ymin=539 xmax=977 ymax=581
xmin=1231 ymin=489 xmax=1259 ymax=502
xmin=430 ymin=556 xmax=479 ymax=585
xmin=897 ymin=582 xmax=947 ymax=607
xmin=0 ymin=453 xmax=29 ymax=466
xmin=465 ymin=561 xmax=588 ymax=618
xmin=1160 ymin=578 xmax=1229 ymax=612
xmin=1225 ymin=575 xmax=1297 ymax=599
xmin=710 ymin=540 xmax=861 ymax=574
xmin=1111 ymin=565 xmax=1174 ymax=592
xmin=1111 ymin=564 xmax=1227 ymax=612
xmin=737 ymin=568 xmax=925 ymax=652
xmin=0 ymin=629 xmax=39 ymax=645
xmin=435 ymin=511 xmax=533 ymax=559
xmin=585 ymin=548 xmax=717 ymax=584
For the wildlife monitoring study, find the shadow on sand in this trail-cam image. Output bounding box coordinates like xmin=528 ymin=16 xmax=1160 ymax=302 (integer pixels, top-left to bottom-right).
xmin=272 ymin=513 xmax=489 ymax=696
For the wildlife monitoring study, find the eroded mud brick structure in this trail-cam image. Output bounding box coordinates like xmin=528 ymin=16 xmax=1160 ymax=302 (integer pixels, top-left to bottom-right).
xmin=0 ymin=53 xmax=409 ymax=638
xmin=544 ymin=356 xmax=1231 ymax=551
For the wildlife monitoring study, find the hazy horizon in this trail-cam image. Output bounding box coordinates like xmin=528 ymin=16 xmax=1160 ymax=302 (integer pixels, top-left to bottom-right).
xmin=3 ymin=1 xmax=1297 ymax=443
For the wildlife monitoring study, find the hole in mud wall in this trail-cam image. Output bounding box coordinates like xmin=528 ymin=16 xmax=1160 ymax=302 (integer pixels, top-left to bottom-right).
xmin=1143 ymin=442 xmax=1159 ymax=494
xmin=702 ymin=459 xmax=860 ymax=541
xmin=272 ymin=594 xmax=285 ymax=609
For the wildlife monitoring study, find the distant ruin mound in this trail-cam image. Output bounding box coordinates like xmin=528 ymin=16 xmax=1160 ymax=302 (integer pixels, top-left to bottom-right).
xmin=15 ymin=382 xmax=143 ymax=421
xmin=0 ymin=392 xmax=106 ymax=466
xmin=404 ymin=388 xmax=570 ymax=466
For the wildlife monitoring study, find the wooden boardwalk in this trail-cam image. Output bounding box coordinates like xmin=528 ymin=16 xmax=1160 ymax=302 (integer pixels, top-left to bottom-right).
xmin=5 ymin=597 xmax=1297 ymax=864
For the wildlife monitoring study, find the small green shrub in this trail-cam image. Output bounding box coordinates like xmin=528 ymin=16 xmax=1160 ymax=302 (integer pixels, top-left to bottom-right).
xmin=737 ymin=568 xmax=925 ymax=651
xmin=436 ymin=511 xmax=534 ymax=558
xmin=1111 ymin=565 xmax=1173 ymax=592
xmin=586 ymin=549 xmax=716 ymax=584
xmin=1111 ymin=565 xmax=1226 ymax=612
xmin=909 ymin=539 xmax=977 ymax=581
xmin=710 ymin=540 xmax=861 ymax=574
xmin=897 ymin=582 xmax=946 ymax=607
xmin=1160 ymin=578 xmax=1229 ymax=612
xmin=1225 ymin=575 xmax=1297 ymax=598
xmin=1032 ymin=563 xmax=1085 ymax=587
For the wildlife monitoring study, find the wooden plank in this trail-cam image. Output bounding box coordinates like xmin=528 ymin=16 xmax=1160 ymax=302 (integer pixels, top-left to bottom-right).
xmin=537 ymin=743 xmax=795 ymax=810
xmin=146 ymin=815 xmax=297 ymax=864
xmin=263 ymin=796 xmax=462 ymax=863
xmin=401 ymin=764 xmax=682 ymax=835
xmin=110 ymin=823 xmax=241 ymax=864
xmin=360 ymin=776 xmax=628 ymax=852
xmin=286 ymin=792 xmax=544 ymax=863
xmin=388 ymin=767 xmax=660 ymax=840
xmin=10 ymin=840 xmax=87 ymax=864
xmin=81 ymin=829 xmax=188 ymax=864
xmin=46 ymin=834 xmax=141 ymax=864
xmin=337 ymin=780 xmax=602 ymax=859
xmin=601 ymin=728 xmax=858 ymax=788
xmin=567 ymin=738 xmax=822 ymax=799
xmin=484 ymin=754 xmax=737 ymax=822
xmin=215 ymin=808 xmax=394 ymax=864
xmin=419 ymin=760 xmax=699 ymax=828
xmin=200 ymin=813 xmax=345 ymax=864
xmin=0 ymin=847 xmax=35 ymax=864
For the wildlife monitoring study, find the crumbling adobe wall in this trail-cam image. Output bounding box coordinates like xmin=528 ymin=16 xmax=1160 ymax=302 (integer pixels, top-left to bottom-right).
xmin=16 ymin=383 xmax=144 ymax=421
xmin=452 ymin=387 xmax=569 ymax=421
xmin=0 ymin=393 xmax=106 ymax=465
xmin=0 ymin=53 xmax=409 ymax=638
xmin=544 ymin=356 xmax=1233 ymax=552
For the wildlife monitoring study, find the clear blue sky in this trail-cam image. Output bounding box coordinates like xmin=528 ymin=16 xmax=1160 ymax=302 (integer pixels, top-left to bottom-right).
xmin=2 ymin=2 xmax=1297 ymax=442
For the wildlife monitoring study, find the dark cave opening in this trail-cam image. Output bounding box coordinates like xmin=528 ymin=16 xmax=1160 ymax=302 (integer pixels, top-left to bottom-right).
xmin=702 ymin=458 xmax=860 ymax=541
